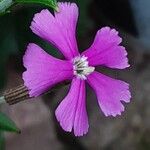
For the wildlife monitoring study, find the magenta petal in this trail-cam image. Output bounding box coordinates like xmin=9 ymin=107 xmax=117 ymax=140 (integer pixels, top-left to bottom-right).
xmin=55 ymin=78 xmax=89 ymax=136
xmin=31 ymin=2 xmax=79 ymax=60
xmin=82 ymin=27 xmax=129 ymax=69
xmin=23 ymin=43 xmax=73 ymax=97
xmin=87 ymin=71 xmax=131 ymax=117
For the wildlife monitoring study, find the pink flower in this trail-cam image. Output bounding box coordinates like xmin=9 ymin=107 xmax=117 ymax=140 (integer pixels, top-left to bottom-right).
xmin=23 ymin=2 xmax=131 ymax=136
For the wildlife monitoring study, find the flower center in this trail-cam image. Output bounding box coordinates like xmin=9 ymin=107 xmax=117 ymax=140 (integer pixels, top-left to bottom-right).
xmin=73 ymin=56 xmax=95 ymax=80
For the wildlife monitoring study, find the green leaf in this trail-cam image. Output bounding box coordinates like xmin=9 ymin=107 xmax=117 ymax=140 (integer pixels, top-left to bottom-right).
xmin=0 ymin=131 xmax=5 ymax=150
xmin=0 ymin=0 xmax=13 ymax=14
xmin=0 ymin=0 xmax=58 ymax=15
xmin=0 ymin=112 xmax=20 ymax=133
xmin=15 ymin=0 xmax=58 ymax=11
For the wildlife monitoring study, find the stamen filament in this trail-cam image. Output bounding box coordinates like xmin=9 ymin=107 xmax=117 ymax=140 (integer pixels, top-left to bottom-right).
xmin=73 ymin=56 xmax=95 ymax=80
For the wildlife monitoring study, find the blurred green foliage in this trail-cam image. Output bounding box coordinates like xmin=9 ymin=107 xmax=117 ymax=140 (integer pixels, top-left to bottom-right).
xmin=0 ymin=13 xmax=18 ymax=88
xmin=0 ymin=112 xmax=20 ymax=133
xmin=0 ymin=112 xmax=20 ymax=150
xmin=0 ymin=131 xmax=5 ymax=150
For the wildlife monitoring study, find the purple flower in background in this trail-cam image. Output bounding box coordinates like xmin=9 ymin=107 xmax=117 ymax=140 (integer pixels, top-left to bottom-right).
xmin=23 ymin=2 xmax=131 ymax=136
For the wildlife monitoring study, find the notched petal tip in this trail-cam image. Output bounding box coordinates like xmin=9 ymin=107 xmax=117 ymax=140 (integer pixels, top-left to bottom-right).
xmin=30 ymin=3 xmax=79 ymax=60
xmin=55 ymin=78 xmax=89 ymax=136
xmin=107 ymin=45 xmax=130 ymax=69
xmin=99 ymin=26 xmax=122 ymax=45
xmin=74 ymin=126 xmax=89 ymax=137
xmin=87 ymin=71 xmax=131 ymax=118
xmin=104 ymin=103 xmax=125 ymax=117
xmin=82 ymin=26 xmax=130 ymax=69
xmin=30 ymin=9 xmax=50 ymax=32
xmin=58 ymin=2 xmax=78 ymax=8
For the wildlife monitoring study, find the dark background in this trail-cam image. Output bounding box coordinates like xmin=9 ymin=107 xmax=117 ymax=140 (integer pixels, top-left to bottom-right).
xmin=0 ymin=0 xmax=150 ymax=149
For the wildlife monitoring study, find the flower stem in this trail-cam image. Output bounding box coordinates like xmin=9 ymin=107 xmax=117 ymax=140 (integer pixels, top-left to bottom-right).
xmin=4 ymin=85 xmax=29 ymax=105
xmin=0 ymin=81 xmax=69 ymax=105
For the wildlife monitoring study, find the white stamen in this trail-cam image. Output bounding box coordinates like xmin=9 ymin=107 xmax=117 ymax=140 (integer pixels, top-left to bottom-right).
xmin=82 ymin=67 xmax=95 ymax=75
xmin=73 ymin=56 xmax=95 ymax=80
